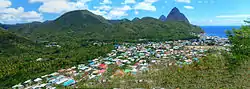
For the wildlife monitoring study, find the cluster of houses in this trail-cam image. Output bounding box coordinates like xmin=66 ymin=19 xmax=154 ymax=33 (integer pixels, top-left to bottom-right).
xmin=12 ymin=34 xmax=230 ymax=89
xmin=198 ymin=33 xmax=230 ymax=46
xmin=45 ymin=42 xmax=61 ymax=48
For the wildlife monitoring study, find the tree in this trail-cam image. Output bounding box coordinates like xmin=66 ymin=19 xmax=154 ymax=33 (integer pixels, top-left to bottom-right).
xmin=226 ymin=20 xmax=250 ymax=72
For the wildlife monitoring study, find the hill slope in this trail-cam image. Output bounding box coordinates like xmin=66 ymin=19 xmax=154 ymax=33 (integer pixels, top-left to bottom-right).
xmin=6 ymin=9 xmax=202 ymax=42
xmin=0 ymin=28 xmax=37 ymax=56
xmin=110 ymin=17 xmax=202 ymax=41
xmin=55 ymin=10 xmax=110 ymax=26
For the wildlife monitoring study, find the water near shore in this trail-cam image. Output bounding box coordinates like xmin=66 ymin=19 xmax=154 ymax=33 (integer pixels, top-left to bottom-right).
xmin=201 ymin=26 xmax=241 ymax=38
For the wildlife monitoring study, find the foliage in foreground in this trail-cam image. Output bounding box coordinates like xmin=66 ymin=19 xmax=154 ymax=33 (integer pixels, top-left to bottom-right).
xmin=226 ymin=21 xmax=250 ymax=71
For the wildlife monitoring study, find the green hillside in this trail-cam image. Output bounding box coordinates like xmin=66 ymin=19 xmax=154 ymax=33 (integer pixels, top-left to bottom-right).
xmin=110 ymin=17 xmax=202 ymax=41
xmin=7 ymin=10 xmax=203 ymax=42
xmin=0 ymin=28 xmax=38 ymax=56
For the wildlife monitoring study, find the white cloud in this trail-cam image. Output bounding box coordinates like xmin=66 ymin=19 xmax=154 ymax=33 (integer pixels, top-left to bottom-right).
xmin=216 ymin=14 xmax=250 ymax=18
xmin=91 ymin=4 xmax=133 ymax=19
xmin=94 ymin=5 xmax=112 ymax=11
xmin=135 ymin=11 xmax=139 ymax=15
xmin=90 ymin=9 xmax=108 ymax=16
xmin=29 ymin=0 xmax=91 ymax=14
xmin=197 ymin=0 xmax=214 ymax=4
xmin=107 ymin=5 xmax=132 ymax=19
xmin=100 ymin=0 xmax=112 ymax=4
xmin=184 ymin=6 xmax=194 ymax=9
xmin=90 ymin=5 xmax=112 ymax=19
xmin=134 ymin=0 xmax=158 ymax=11
xmin=0 ymin=0 xmax=11 ymax=8
xmin=197 ymin=1 xmax=203 ymax=3
xmin=122 ymin=0 xmax=136 ymax=4
xmin=175 ymin=0 xmax=191 ymax=3
xmin=204 ymin=1 xmax=209 ymax=3
xmin=192 ymin=19 xmax=245 ymax=26
xmin=0 ymin=0 xmax=42 ymax=24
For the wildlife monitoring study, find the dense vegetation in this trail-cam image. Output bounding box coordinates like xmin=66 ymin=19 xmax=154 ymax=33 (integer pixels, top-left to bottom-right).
xmin=226 ymin=21 xmax=250 ymax=70
xmin=0 ymin=28 xmax=41 ymax=57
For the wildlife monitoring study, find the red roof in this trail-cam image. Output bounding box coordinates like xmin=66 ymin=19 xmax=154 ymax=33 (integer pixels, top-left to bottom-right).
xmin=99 ymin=64 xmax=107 ymax=69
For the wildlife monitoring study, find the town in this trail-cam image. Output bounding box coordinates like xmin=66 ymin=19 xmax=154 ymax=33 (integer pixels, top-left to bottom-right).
xmin=12 ymin=34 xmax=231 ymax=89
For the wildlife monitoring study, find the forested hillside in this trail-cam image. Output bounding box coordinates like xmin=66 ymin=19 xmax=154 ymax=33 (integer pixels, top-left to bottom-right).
xmin=5 ymin=9 xmax=203 ymax=42
xmin=0 ymin=28 xmax=38 ymax=56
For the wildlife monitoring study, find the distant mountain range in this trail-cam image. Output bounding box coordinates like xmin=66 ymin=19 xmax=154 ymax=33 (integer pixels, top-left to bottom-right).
xmin=0 ymin=7 xmax=202 ymax=42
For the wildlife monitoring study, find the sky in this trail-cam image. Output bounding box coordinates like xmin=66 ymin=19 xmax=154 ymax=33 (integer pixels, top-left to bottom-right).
xmin=0 ymin=0 xmax=250 ymax=26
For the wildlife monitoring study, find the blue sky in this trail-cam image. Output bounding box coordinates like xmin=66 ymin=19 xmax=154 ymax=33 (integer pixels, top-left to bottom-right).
xmin=0 ymin=0 xmax=250 ymax=26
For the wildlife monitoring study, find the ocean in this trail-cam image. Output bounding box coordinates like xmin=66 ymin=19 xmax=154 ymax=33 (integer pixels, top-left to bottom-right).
xmin=201 ymin=26 xmax=241 ymax=38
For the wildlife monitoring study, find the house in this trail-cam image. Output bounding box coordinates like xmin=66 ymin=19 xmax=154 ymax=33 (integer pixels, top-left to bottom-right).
xmin=98 ymin=64 xmax=107 ymax=69
xmin=12 ymin=84 xmax=24 ymax=89
xmin=41 ymin=75 xmax=49 ymax=79
xmin=36 ymin=58 xmax=43 ymax=61
xmin=50 ymin=72 xmax=59 ymax=76
xmin=34 ymin=78 xmax=42 ymax=83
xmin=63 ymin=79 xmax=76 ymax=86
xmin=55 ymin=75 xmax=68 ymax=84
xmin=39 ymin=84 xmax=47 ymax=88
xmin=23 ymin=80 xmax=32 ymax=87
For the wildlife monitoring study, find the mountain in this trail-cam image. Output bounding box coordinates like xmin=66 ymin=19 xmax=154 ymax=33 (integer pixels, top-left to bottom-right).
xmin=55 ymin=10 xmax=109 ymax=25
xmin=166 ymin=7 xmax=190 ymax=23
xmin=159 ymin=15 xmax=167 ymax=22
xmin=6 ymin=9 xmax=202 ymax=42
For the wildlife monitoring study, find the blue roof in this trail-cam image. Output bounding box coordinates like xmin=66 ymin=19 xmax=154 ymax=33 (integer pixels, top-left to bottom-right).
xmin=89 ymin=62 xmax=95 ymax=65
xmin=63 ymin=79 xmax=75 ymax=86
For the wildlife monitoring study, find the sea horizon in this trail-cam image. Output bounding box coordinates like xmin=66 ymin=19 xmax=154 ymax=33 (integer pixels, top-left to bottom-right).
xmin=200 ymin=26 xmax=241 ymax=38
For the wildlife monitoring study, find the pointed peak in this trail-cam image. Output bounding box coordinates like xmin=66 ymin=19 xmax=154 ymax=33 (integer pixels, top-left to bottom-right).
xmin=173 ymin=7 xmax=178 ymax=9
xmin=166 ymin=7 xmax=190 ymax=23
xmin=171 ymin=7 xmax=180 ymax=13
